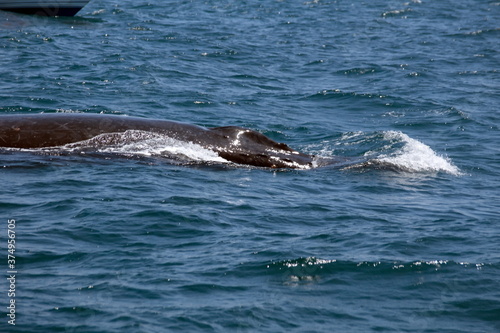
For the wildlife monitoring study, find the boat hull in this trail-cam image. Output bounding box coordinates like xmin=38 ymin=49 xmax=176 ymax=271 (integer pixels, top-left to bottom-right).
xmin=0 ymin=0 xmax=90 ymax=16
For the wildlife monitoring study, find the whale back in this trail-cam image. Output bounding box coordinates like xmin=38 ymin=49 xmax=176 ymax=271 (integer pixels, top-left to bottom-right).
xmin=0 ymin=114 xmax=315 ymax=168
xmin=0 ymin=113 xmax=205 ymax=149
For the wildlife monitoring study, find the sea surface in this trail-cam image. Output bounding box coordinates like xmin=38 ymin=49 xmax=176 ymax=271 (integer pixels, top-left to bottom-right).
xmin=1 ymin=0 xmax=499 ymax=332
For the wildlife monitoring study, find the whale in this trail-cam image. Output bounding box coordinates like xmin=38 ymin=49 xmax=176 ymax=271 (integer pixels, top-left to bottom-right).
xmin=0 ymin=113 xmax=321 ymax=168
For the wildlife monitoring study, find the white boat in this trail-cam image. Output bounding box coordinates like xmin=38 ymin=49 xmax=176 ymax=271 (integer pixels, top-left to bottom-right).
xmin=0 ymin=0 xmax=90 ymax=16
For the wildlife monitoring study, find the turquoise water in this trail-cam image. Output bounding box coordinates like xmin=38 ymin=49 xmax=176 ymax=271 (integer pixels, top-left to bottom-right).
xmin=1 ymin=0 xmax=499 ymax=332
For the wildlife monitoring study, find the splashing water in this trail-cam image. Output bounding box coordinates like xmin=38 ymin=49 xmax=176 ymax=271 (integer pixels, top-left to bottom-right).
xmin=306 ymin=130 xmax=461 ymax=174
xmin=376 ymin=131 xmax=461 ymax=175
xmin=63 ymin=130 xmax=229 ymax=164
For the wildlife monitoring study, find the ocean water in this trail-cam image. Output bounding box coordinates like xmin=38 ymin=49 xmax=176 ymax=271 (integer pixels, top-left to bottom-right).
xmin=1 ymin=0 xmax=499 ymax=332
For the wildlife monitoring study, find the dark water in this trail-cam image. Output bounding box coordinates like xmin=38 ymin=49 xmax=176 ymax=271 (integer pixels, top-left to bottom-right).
xmin=1 ymin=0 xmax=499 ymax=332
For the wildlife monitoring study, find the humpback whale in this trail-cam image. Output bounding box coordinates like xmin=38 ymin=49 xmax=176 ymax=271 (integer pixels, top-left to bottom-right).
xmin=0 ymin=113 xmax=319 ymax=168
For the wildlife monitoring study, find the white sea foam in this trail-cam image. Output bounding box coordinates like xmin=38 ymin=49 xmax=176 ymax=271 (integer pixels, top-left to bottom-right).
xmin=64 ymin=130 xmax=229 ymax=164
xmin=377 ymin=131 xmax=461 ymax=175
